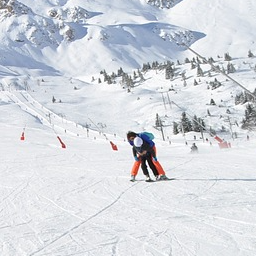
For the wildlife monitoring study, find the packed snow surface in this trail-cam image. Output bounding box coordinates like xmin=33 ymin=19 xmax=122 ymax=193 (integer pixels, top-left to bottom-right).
xmin=1 ymin=0 xmax=256 ymax=255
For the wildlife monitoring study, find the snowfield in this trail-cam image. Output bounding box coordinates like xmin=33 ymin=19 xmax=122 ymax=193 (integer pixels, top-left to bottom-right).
xmin=1 ymin=0 xmax=256 ymax=255
xmin=1 ymin=85 xmax=256 ymax=255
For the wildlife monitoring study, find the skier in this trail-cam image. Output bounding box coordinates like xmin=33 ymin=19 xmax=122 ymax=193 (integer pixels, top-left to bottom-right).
xmin=190 ymin=143 xmax=198 ymax=153
xmin=127 ymin=131 xmax=168 ymax=181
xmin=130 ymin=137 xmax=159 ymax=182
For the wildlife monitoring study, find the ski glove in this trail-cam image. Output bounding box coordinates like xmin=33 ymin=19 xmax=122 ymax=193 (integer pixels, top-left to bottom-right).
xmin=153 ymin=157 xmax=157 ymax=162
xmin=134 ymin=156 xmax=139 ymax=161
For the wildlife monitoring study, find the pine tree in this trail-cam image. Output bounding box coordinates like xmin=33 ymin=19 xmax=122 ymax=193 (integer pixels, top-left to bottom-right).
xmin=235 ymin=92 xmax=243 ymax=105
xmin=173 ymin=121 xmax=179 ymax=135
xmin=133 ymin=71 xmax=137 ymax=80
xmin=192 ymin=115 xmax=200 ymax=132
xmin=245 ymin=104 xmax=256 ymax=121
xmin=104 ymin=73 xmax=112 ymax=84
xmin=155 ymin=113 xmax=162 ymax=127
xmin=208 ymin=57 xmax=215 ymax=64
xmin=152 ymin=61 xmax=159 ymax=69
xmin=142 ymin=62 xmax=151 ymax=72
xmin=194 ymin=79 xmax=198 ymax=86
xmin=184 ymin=57 xmax=190 ymax=63
xmin=227 ymin=62 xmax=236 ymax=73
xmin=226 ymin=109 xmax=231 ymax=114
xmin=210 ymin=78 xmax=221 ymax=90
xmin=224 ymin=53 xmax=232 ymax=61
xmin=191 ymin=115 xmax=203 ymax=132
xmin=111 ymin=72 xmax=117 ymax=79
xmin=248 ymin=50 xmax=254 ymax=58
xmin=138 ymin=69 xmax=145 ymax=82
xmin=197 ymin=64 xmax=204 ymax=77
xmin=165 ymin=61 xmax=174 ymax=80
xmin=103 ymin=70 xmax=108 ymax=82
xmin=191 ymin=62 xmax=196 ymax=70
xmin=210 ymin=98 xmax=216 ymax=105
xmin=117 ymin=67 xmax=124 ymax=76
xmin=180 ymin=112 xmax=192 ymax=133
xmin=242 ymin=103 xmax=256 ymax=128
xmin=181 ymin=72 xmax=186 ymax=81
xmin=147 ymin=0 xmax=177 ymax=9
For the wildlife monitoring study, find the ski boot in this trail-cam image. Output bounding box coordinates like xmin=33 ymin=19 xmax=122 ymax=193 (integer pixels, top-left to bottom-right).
xmin=130 ymin=175 xmax=135 ymax=182
xmin=145 ymin=175 xmax=154 ymax=182
xmin=158 ymin=174 xmax=169 ymax=181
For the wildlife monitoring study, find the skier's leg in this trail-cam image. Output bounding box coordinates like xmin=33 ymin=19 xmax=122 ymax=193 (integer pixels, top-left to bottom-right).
xmin=131 ymin=160 xmax=141 ymax=176
xmin=146 ymin=154 xmax=158 ymax=177
xmin=151 ymin=146 xmax=166 ymax=175
xmin=140 ymin=158 xmax=149 ymax=176
xmin=153 ymin=160 xmax=166 ymax=175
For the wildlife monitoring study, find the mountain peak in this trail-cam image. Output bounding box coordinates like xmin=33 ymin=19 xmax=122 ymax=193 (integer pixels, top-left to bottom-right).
xmin=0 ymin=0 xmax=255 ymax=77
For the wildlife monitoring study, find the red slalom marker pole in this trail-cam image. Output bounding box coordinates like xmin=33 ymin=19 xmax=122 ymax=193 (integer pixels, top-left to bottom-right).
xmin=110 ymin=141 xmax=118 ymax=151
xmin=20 ymin=131 xmax=25 ymax=140
xmin=57 ymin=136 xmax=66 ymax=148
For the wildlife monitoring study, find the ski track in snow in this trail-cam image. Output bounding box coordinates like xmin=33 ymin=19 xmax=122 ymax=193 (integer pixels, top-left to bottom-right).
xmin=1 ymin=0 xmax=256 ymax=254
xmin=2 ymin=147 xmax=256 ymax=255
xmin=28 ymin=182 xmax=141 ymax=256
xmin=3 ymin=142 xmax=256 ymax=256
xmin=1 ymin=89 xmax=256 ymax=255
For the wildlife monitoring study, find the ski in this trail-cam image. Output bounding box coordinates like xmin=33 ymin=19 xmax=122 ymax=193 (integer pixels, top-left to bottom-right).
xmin=156 ymin=178 xmax=175 ymax=181
xmin=145 ymin=179 xmax=155 ymax=182
xmin=130 ymin=178 xmax=175 ymax=182
xmin=130 ymin=179 xmax=155 ymax=182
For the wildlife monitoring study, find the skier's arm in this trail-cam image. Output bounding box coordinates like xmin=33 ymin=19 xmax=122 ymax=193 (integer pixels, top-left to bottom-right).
xmin=132 ymin=147 xmax=137 ymax=157
xmin=139 ymin=142 xmax=156 ymax=158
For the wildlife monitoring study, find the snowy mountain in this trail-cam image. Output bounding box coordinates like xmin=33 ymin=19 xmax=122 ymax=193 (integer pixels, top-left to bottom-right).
xmin=0 ymin=0 xmax=256 ymax=137
xmin=0 ymin=0 xmax=255 ymax=76
xmin=1 ymin=1 xmax=256 ymax=255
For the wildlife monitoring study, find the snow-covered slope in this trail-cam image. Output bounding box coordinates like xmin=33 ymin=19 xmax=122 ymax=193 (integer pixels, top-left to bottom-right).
xmin=0 ymin=0 xmax=256 ymax=139
xmin=0 ymin=0 xmax=255 ymax=76
xmin=1 ymin=71 xmax=256 ymax=256
xmin=1 ymin=1 xmax=256 ymax=255
xmin=167 ymin=0 xmax=256 ymax=58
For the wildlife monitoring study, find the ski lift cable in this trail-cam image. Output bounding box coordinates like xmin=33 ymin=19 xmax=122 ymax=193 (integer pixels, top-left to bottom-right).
xmin=178 ymin=42 xmax=256 ymax=101
xmin=170 ymin=100 xmax=212 ymax=135
xmin=171 ymin=100 xmax=227 ymax=144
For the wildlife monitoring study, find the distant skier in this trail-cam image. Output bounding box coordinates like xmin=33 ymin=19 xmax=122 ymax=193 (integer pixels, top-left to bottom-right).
xmin=190 ymin=143 xmax=198 ymax=153
xmin=127 ymin=131 xmax=168 ymax=181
